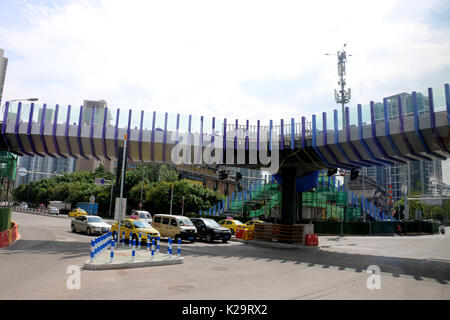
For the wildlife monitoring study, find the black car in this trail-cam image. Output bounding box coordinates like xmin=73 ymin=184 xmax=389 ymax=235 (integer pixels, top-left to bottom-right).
xmin=190 ymin=218 xmax=232 ymax=243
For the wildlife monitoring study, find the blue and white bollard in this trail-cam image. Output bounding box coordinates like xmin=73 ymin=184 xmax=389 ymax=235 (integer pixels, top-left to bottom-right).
xmin=90 ymin=239 xmax=95 ymax=263
xmin=177 ymin=238 xmax=181 ymax=258
xmin=156 ymin=236 xmax=160 ymax=253
xmin=138 ymin=232 xmax=142 ymax=250
xmin=94 ymin=237 xmax=99 ymax=256
xmin=168 ymin=238 xmax=172 ymax=259
xmin=131 ymin=238 xmax=136 ymax=262
xmin=108 ymin=233 xmax=112 ymax=250
xmin=147 ymin=237 xmax=150 ymax=251
xmin=129 ymin=233 xmax=132 ymax=248
xmin=122 ymin=231 xmax=125 ymax=247
xmin=151 ymin=239 xmax=155 ymax=261
xmin=110 ymin=240 xmax=115 ymax=263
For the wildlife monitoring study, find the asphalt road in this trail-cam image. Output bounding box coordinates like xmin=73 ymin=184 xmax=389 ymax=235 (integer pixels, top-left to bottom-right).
xmin=0 ymin=211 xmax=449 ymax=299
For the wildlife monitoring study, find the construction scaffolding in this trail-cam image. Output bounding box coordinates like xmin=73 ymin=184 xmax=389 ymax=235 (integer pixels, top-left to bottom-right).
xmin=203 ymin=172 xmax=387 ymax=222
xmin=302 ymin=174 xmax=362 ymax=221
xmin=0 ymin=151 xmax=18 ymax=203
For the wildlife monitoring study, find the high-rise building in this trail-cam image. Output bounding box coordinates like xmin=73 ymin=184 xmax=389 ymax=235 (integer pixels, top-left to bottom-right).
xmin=360 ymin=91 xmax=443 ymax=205
xmin=235 ymin=168 xmax=263 ymax=190
xmin=14 ymin=103 xmax=77 ymax=187
xmin=0 ymin=48 xmax=8 ymax=105
xmin=15 ymin=155 xmax=76 ymax=187
xmin=75 ymin=99 xmax=113 ymax=173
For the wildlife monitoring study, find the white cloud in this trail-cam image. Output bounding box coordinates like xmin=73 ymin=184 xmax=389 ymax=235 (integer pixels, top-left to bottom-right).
xmin=0 ymin=0 xmax=449 ymax=128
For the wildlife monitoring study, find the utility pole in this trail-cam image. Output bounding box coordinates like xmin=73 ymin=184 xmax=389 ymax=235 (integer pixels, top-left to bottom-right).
xmin=181 ymin=196 xmax=185 ymax=216
xmin=169 ymin=184 xmax=174 ymax=215
xmin=109 ymin=181 xmax=114 ymax=218
xmin=117 ymin=134 xmax=127 ymax=244
xmin=326 ymin=43 xmax=352 ymax=128
xmin=139 ymin=166 xmax=145 ymax=208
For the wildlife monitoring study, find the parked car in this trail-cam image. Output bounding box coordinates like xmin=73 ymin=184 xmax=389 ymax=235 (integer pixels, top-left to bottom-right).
xmin=20 ymin=203 xmax=28 ymax=210
xmin=218 ymin=218 xmax=247 ymax=235
xmin=47 ymin=206 xmax=59 ymax=215
xmin=130 ymin=210 xmax=152 ymax=224
xmin=69 ymin=208 xmax=87 ymax=218
xmin=190 ymin=218 xmax=231 ymax=243
xmin=245 ymin=219 xmax=265 ymax=232
xmin=111 ymin=218 xmax=160 ymax=243
xmin=152 ymin=214 xmax=197 ymax=242
xmin=71 ymin=215 xmax=111 ymax=235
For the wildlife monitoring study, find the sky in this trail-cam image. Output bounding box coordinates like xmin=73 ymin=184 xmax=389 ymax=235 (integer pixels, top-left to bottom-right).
xmin=0 ymin=0 xmax=450 ymax=181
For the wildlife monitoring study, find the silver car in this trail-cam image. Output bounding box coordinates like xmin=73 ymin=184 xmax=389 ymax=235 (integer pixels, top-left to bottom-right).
xmin=71 ymin=215 xmax=111 ymax=236
xmin=47 ymin=206 xmax=59 ymax=215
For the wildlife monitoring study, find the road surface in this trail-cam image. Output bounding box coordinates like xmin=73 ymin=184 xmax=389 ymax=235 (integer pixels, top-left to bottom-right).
xmin=0 ymin=211 xmax=449 ymax=299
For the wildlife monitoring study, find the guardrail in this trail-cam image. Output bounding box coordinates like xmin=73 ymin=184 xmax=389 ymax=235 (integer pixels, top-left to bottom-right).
xmin=254 ymin=223 xmax=304 ymax=244
xmin=12 ymin=206 xmax=48 ymax=214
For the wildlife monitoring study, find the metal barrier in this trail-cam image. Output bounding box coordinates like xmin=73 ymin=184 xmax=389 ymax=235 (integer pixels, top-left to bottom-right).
xmin=90 ymin=232 xmax=112 ymax=262
xmin=0 ymin=221 xmax=19 ymax=248
xmin=89 ymin=234 xmax=181 ymax=264
xmin=254 ymin=223 xmax=304 ymax=244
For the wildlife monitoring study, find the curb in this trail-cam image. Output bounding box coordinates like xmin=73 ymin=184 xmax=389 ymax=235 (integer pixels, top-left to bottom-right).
xmin=233 ymin=238 xmax=320 ymax=250
xmin=83 ymin=256 xmax=184 ymax=270
xmin=13 ymin=209 xmax=71 ymax=219
xmin=13 ymin=209 xmax=116 ymax=225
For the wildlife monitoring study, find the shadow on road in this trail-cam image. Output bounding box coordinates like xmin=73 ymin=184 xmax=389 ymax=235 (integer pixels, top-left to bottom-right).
xmin=0 ymin=239 xmax=91 ymax=260
xmin=2 ymin=237 xmax=449 ymax=284
xmin=178 ymin=242 xmax=450 ymax=284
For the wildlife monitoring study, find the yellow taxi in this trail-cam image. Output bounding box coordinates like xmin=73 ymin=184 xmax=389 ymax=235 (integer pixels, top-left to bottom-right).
xmin=68 ymin=208 xmax=87 ymax=218
xmin=111 ymin=218 xmax=160 ymax=243
xmin=245 ymin=219 xmax=265 ymax=232
xmin=218 ymin=218 xmax=247 ymax=235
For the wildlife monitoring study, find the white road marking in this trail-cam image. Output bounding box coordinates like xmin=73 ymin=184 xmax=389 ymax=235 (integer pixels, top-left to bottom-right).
xmin=55 ymin=236 xmax=77 ymax=242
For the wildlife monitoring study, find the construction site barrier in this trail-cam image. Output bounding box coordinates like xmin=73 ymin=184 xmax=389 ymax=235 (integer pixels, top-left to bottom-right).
xmin=305 ymin=234 xmax=319 ymax=246
xmin=235 ymin=228 xmax=245 ymax=239
xmin=0 ymin=221 xmax=19 ymax=248
xmin=254 ymin=223 xmax=304 ymax=244
xmin=242 ymin=230 xmax=254 ymax=240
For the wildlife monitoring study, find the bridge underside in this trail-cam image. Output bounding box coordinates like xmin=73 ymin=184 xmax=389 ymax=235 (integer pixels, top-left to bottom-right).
xmin=2 ymin=84 xmax=450 ymax=226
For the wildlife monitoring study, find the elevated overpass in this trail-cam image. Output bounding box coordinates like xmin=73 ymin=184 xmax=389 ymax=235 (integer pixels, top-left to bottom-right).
xmin=1 ymin=84 xmax=449 ymax=224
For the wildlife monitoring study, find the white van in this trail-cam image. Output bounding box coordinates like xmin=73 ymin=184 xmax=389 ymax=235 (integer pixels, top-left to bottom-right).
xmin=152 ymin=214 xmax=197 ymax=242
xmin=130 ymin=210 xmax=152 ymax=224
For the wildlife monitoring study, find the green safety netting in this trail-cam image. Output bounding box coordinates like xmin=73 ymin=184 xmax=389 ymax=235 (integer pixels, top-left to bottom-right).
xmin=204 ymin=173 xmax=368 ymax=221
xmin=0 ymin=151 xmax=17 ymax=181
xmin=302 ymin=174 xmax=363 ymax=221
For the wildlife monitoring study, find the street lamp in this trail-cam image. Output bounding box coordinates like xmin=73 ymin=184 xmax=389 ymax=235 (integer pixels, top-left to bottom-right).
xmin=1 ymin=98 xmax=39 ymax=113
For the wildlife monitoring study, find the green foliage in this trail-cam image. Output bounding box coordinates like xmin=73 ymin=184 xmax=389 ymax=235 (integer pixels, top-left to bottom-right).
xmin=13 ymin=163 xmax=223 ymax=218
xmin=393 ymin=197 xmax=449 ymax=223
xmin=128 ymin=179 xmax=223 ymax=215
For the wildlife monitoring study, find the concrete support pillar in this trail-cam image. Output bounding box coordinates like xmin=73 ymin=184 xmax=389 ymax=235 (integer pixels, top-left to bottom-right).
xmin=280 ymin=167 xmax=296 ymax=225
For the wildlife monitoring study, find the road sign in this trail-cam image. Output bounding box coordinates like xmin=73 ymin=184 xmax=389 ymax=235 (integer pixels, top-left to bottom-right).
xmin=139 ymin=202 xmax=143 ymax=209
xmin=114 ymin=197 xmax=127 ymax=220
xmin=94 ymin=177 xmax=107 ymax=185
xmin=421 ymin=198 xmax=443 ymax=206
